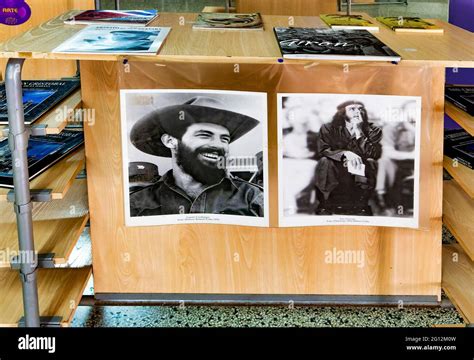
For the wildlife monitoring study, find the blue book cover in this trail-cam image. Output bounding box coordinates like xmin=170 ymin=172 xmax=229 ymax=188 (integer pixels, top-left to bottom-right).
xmin=0 ymin=130 xmax=84 ymax=188
xmin=0 ymin=79 xmax=80 ymax=125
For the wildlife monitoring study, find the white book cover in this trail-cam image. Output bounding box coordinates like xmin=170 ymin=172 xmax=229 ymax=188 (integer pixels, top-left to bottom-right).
xmin=53 ymin=25 xmax=171 ymax=55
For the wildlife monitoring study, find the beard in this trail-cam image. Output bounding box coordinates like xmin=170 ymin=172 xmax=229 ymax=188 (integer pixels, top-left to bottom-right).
xmin=176 ymin=142 xmax=227 ymax=185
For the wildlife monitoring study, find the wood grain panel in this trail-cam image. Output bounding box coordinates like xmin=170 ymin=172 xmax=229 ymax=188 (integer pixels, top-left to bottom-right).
xmin=236 ymin=0 xmax=337 ymax=15
xmin=0 ymin=0 xmax=94 ymax=80
xmin=442 ymin=244 xmax=474 ymax=323
xmin=445 ymin=101 xmax=474 ymax=136
xmin=443 ymin=180 xmax=474 ymax=261
xmin=0 ymin=13 xmax=473 ymax=67
xmin=0 ymin=266 xmax=91 ymax=327
xmin=0 ymin=179 xmax=89 ymax=267
xmin=444 ymin=156 xmax=474 ymax=199
xmin=82 ymin=60 xmax=443 ymax=297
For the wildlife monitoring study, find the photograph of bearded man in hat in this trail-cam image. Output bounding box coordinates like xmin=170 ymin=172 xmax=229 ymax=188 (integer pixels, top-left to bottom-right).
xmin=121 ymin=90 xmax=268 ymax=227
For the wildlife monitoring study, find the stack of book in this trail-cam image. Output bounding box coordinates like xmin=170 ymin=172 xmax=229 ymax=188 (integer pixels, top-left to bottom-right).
xmin=0 ymin=79 xmax=80 ymax=125
xmin=55 ymin=9 xmax=170 ymax=56
xmin=0 ymin=79 xmax=85 ymax=188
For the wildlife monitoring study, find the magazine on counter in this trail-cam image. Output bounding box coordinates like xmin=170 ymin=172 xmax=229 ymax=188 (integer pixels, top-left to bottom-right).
xmin=320 ymin=14 xmax=379 ymax=31
xmin=64 ymin=10 xmax=159 ymax=26
xmin=0 ymin=130 xmax=84 ymax=188
xmin=0 ymin=79 xmax=80 ymax=125
xmin=376 ymin=16 xmax=443 ymax=33
xmin=445 ymin=85 xmax=474 ymax=116
xmin=193 ymin=12 xmax=263 ymax=30
xmin=53 ymin=25 xmax=171 ymax=55
xmin=274 ymin=27 xmax=401 ymax=62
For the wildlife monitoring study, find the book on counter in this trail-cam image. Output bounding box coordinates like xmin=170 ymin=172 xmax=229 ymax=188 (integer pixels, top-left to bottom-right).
xmin=53 ymin=25 xmax=171 ymax=55
xmin=274 ymin=27 xmax=401 ymax=62
xmin=0 ymin=79 xmax=80 ymax=125
xmin=444 ymin=128 xmax=474 ymax=169
xmin=64 ymin=10 xmax=159 ymax=26
xmin=445 ymin=85 xmax=474 ymax=116
xmin=376 ymin=16 xmax=443 ymax=33
xmin=0 ymin=130 xmax=84 ymax=188
xmin=193 ymin=12 xmax=263 ymax=30
xmin=320 ymin=14 xmax=379 ymax=31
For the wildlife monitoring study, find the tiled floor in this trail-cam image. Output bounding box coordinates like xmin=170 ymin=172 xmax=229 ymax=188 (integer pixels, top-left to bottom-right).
xmin=71 ymin=0 xmax=461 ymax=328
xmin=72 ymin=303 xmax=463 ymax=327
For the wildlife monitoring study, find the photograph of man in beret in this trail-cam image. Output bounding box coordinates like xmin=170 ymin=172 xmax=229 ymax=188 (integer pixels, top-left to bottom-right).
xmin=315 ymin=100 xmax=382 ymax=215
xmin=121 ymin=91 xmax=267 ymax=226
xmin=278 ymin=93 xmax=421 ymax=228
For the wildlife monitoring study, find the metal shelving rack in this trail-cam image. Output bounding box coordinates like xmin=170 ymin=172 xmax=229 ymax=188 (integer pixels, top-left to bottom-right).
xmin=5 ymin=58 xmax=41 ymax=327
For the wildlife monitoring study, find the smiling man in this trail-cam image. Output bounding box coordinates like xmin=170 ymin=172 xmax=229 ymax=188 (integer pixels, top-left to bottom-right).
xmin=128 ymin=96 xmax=264 ymax=217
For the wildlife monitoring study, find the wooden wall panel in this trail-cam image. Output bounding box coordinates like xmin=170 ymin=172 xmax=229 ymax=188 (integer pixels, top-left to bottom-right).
xmin=81 ymin=60 xmax=443 ymax=298
xmin=0 ymin=0 xmax=94 ymax=80
xmin=236 ymin=0 xmax=337 ymax=16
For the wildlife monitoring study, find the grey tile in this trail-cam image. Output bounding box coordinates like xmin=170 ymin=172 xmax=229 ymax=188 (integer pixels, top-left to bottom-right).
xmin=71 ymin=304 xmax=464 ymax=327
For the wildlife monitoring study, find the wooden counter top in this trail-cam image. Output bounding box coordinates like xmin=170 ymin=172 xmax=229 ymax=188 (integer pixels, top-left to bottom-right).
xmin=0 ymin=12 xmax=472 ymax=66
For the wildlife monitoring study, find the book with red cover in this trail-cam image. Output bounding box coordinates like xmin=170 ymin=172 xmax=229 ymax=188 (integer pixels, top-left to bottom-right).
xmin=64 ymin=10 xmax=158 ymax=26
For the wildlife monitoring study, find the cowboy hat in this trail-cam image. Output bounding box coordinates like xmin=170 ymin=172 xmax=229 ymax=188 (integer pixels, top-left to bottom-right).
xmin=130 ymin=96 xmax=260 ymax=157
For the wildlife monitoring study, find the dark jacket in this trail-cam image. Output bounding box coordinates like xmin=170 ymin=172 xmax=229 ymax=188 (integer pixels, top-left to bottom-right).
xmin=129 ymin=170 xmax=264 ymax=217
xmin=317 ymin=122 xmax=383 ymax=162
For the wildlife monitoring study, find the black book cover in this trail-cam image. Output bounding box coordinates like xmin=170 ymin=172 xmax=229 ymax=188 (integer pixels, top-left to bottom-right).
xmin=274 ymin=27 xmax=401 ymax=61
xmin=445 ymin=85 xmax=474 ymax=116
xmin=444 ymin=128 xmax=474 ymax=169
xmin=0 ymin=130 xmax=84 ymax=188
xmin=0 ymin=79 xmax=80 ymax=125
xmin=452 ymin=142 xmax=474 ymax=169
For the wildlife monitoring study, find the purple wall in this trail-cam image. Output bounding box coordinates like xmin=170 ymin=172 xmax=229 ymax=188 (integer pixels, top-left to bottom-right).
xmin=446 ymin=0 xmax=474 ymax=85
xmin=449 ymin=0 xmax=474 ymax=32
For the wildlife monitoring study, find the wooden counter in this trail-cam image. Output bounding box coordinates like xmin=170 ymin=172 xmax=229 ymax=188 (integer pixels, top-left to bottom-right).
xmin=0 ymin=12 xmax=473 ymax=67
xmin=1 ymin=12 xmax=472 ymax=300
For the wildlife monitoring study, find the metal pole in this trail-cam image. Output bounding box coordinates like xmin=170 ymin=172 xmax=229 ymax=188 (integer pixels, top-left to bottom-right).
xmin=5 ymin=58 xmax=40 ymax=328
xmin=94 ymin=0 xmax=101 ymax=10
xmin=347 ymin=0 xmax=352 ymax=15
xmin=115 ymin=0 xmax=120 ymax=10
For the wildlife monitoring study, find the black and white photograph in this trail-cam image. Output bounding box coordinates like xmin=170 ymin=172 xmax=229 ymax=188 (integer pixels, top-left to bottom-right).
xmin=277 ymin=93 xmax=421 ymax=228
xmin=121 ymin=89 xmax=269 ymax=227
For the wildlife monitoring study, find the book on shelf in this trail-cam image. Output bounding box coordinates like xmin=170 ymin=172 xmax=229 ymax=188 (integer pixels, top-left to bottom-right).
xmin=444 ymin=128 xmax=474 ymax=169
xmin=0 ymin=79 xmax=80 ymax=125
xmin=53 ymin=25 xmax=171 ymax=55
xmin=320 ymin=14 xmax=379 ymax=31
xmin=445 ymin=85 xmax=474 ymax=116
xmin=193 ymin=12 xmax=263 ymax=30
xmin=64 ymin=10 xmax=159 ymax=26
xmin=0 ymin=130 xmax=84 ymax=188
xmin=376 ymin=16 xmax=444 ymax=33
xmin=274 ymin=27 xmax=401 ymax=62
